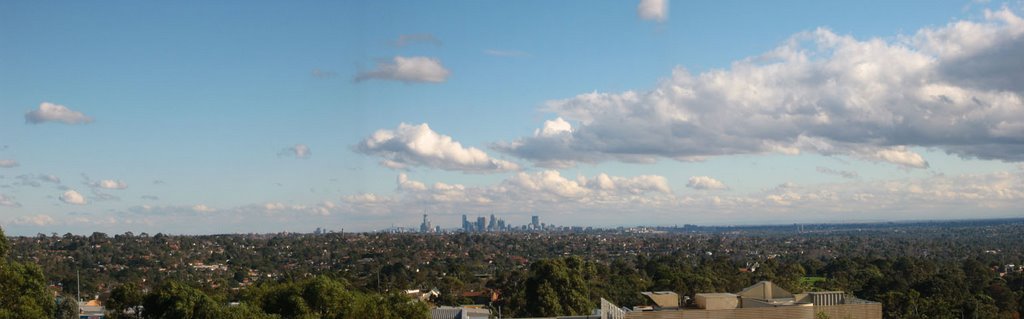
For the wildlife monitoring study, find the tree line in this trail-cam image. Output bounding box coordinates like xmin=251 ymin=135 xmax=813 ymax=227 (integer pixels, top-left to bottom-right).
xmin=3 ymin=220 xmax=1023 ymax=318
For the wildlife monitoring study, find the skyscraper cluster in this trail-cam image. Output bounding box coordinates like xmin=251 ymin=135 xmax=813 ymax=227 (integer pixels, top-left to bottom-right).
xmin=455 ymin=214 xmax=544 ymax=232
xmin=416 ymin=213 xmax=554 ymax=233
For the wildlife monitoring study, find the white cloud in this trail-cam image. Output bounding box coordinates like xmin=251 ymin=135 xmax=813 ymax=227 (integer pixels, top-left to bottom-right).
xmin=94 ymin=179 xmax=128 ymax=190
xmin=0 ymin=159 xmax=18 ymax=168
xmin=25 ymin=102 xmax=93 ymax=124
xmin=397 ymin=173 xmax=427 ymax=191
xmin=15 ymin=170 xmax=1017 ymax=234
xmin=263 ymin=202 xmax=286 ymax=210
xmin=355 ymin=56 xmax=450 ymax=83
xmin=579 ymin=173 xmax=672 ymax=194
xmin=507 ymin=170 xmax=590 ymax=198
xmin=384 ymin=170 xmax=673 ymax=210
xmin=638 ymin=0 xmax=668 ymax=22
xmin=357 ymin=123 xmax=520 ymax=173
xmin=11 ymin=214 xmax=55 ymax=226
xmin=686 ymin=176 xmax=728 ymax=190
xmin=866 ymin=147 xmax=929 ymax=169
xmin=331 ymin=170 xmax=1022 ymax=227
xmin=192 ymin=204 xmax=216 ymax=213
xmin=40 ymin=174 xmax=60 ymax=183
xmin=60 ymin=190 xmax=86 ymax=205
xmin=535 ymin=117 xmax=573 ymax=137
xmin=343 ymin=193 xmax=393 ymax=204
xmin=500 ymin=9 xmax=1024 ymax=167
xmin=279 ymin=144 xmax=311 ymax=159
xmin=754 ymin=171 xmax=1024 ymax=213
xmin=0 ymin=194 xmax=20 ymax=207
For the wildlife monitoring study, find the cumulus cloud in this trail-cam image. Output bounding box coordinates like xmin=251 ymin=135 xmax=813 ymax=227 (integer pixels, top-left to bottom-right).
xmin=192 ymin=204 xmax=216 ymax=213
xmin=333 ymin=169 xmax=1023 ymax=226
xmin=60 ymin=190 xmax=86 ymax=205
xmin=355 ymin=56 xmax=450 ymax=83
xmin=753 ymin=170 xmax=1024 ymax=215
xmin=0 ymin=159 xmax=18 ymax=168
xmin=816 ymin=167 xmax=859 ymax=179
xmin=394 ymin=33 xmax=442 ymax=47
xmin=12 ymin=171 xmax=1017 ymax=234
xmin=397 ymin=173 xmax=427 ymax=191
xmin=638 ymin=0 xmax=668 ymax=22
xmin=579 ymin=173 xmax=672 ymax=194
xmin=500 ymin=9 xmax=1024 ymax=167
xmin=687 ymin=176 xmax=728 ymax=190
xmin=279 ymin=144 xmax=311 ymax=159
xmin=866 ymin=147 xmax=929 ymax=169
xmin=25 ymin=102 xmax=93 ymax=124
xmin=357 ymin=123 xmax=519 ymax=173
xmin=382 ymin=170 xmax=672 ymax=211
xmin=343 ymin=193 xmax=394 ymax=204
xmin=11 ymin=214 xmax=55 ymax=226
xmin=93 ymin=179 xmax=128 ymax=190
xmin=0 ymin=194 xmax=20 ymax=207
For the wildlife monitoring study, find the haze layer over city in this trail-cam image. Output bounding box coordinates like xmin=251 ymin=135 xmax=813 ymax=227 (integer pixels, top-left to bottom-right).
xmin=3 ymin=1 xmax=1024 ymax=236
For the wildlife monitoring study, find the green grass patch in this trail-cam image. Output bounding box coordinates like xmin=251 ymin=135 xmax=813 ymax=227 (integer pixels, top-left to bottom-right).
xmin=800 ymin=276 xmax=827 ymax=284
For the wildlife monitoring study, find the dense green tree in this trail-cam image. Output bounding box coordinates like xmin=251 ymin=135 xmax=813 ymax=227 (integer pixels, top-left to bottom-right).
xmin=107 ymin=283 xmax=144 ymax=319
xmin=0 ymin=226 xmax=55 ymax=319
xmin=776 ymin=262 xmax=807 ymax=293
xmin=246 ymin=276 xmax=428 ymax=319
xmin=0 ymin=227 xmax=7 ymax=257
xmin=5 ymin=221 xmax=1024 ymax=319
xmin=141 ymin=281 xmax=222 ymax=319
xmin=247 ymin=276 xmax=354 ymax=319
xmin=434 ymin=275 xmax=468 ymax=306
xmin=597 ymin=259 xmax=648 ymax=307
xmin=518 ymin=256 xmax=595 ymax=317
xmin=219 ymin=304 xmax=279 ymax=319
xmin=54 ymin=295 xmax=79 ymax=319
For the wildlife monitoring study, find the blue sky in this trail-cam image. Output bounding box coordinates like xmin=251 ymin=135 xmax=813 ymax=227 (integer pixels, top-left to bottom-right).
xmin=2 ymin=1 xmax=1023 ymax=235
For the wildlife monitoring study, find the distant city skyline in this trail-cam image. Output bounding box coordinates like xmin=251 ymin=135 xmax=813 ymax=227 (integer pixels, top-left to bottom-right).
xmin=2 ymin=1 xmax=1023 ymax=235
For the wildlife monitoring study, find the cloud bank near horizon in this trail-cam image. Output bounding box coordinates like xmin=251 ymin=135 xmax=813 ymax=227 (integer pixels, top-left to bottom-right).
xmin=499 ymin=9 xmax=1024 ymax=169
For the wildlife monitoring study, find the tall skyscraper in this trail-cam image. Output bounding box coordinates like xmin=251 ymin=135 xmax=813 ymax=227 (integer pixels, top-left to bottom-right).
xmin=462 ymin=214 xmax=470 ymax=232
xmin=420 ymin=214 xmax=431 ymax=233
xmin=476 ymin=216 xmax=486 ymax=232
xmin=532 ymin=215 xmax=540 ymax=229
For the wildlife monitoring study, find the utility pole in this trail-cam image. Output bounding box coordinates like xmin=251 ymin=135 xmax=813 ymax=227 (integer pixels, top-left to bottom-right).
xmin=76 ymin=269 xmax=81 ymax=303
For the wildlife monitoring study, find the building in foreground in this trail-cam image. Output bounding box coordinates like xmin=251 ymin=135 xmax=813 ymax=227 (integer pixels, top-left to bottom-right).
xmin=77 ymin=299 xmax=106 ymax=319
xmin=431 ymin=305 xmax=491 ymax=319
xmin=600 ymin=281 xmax=880 ymax=319
xmin=430 ymin=281 xmax=880 ymax=319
